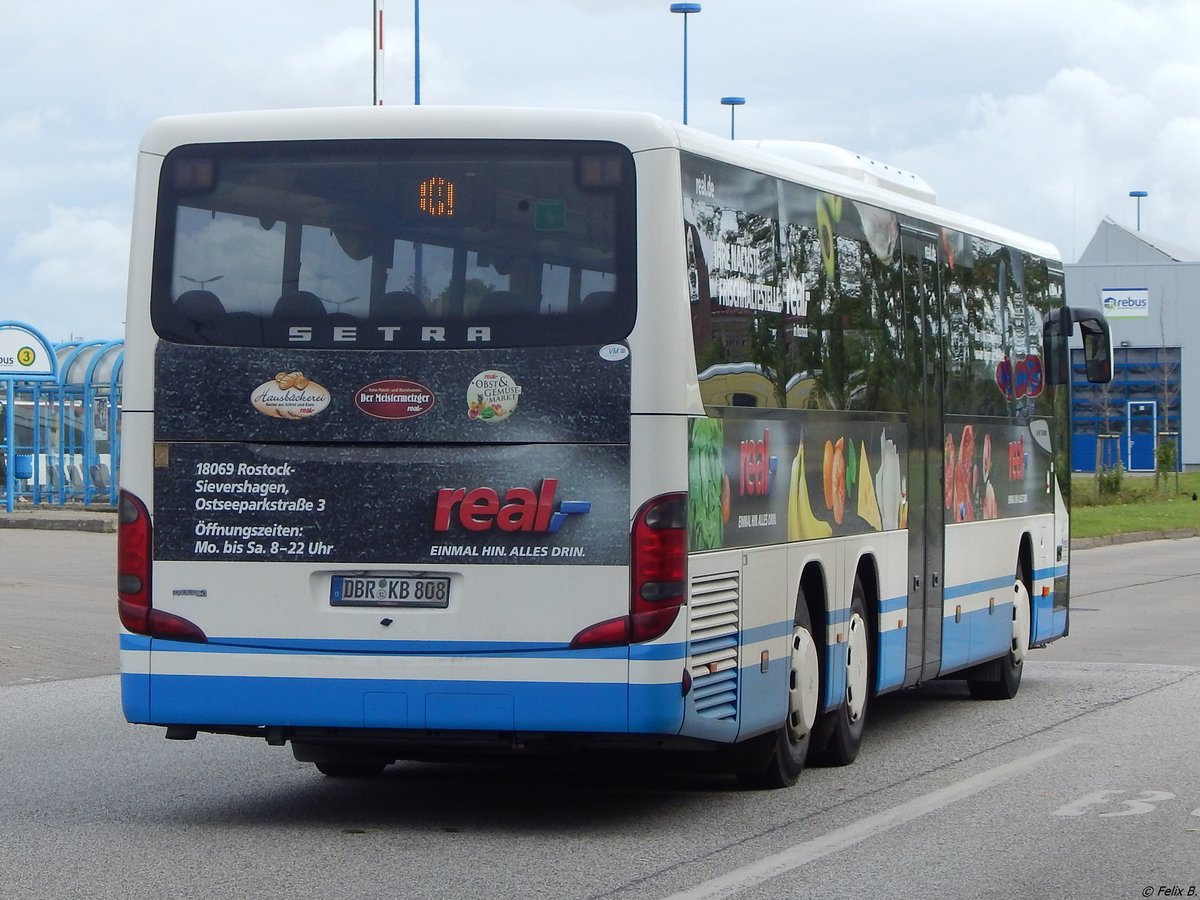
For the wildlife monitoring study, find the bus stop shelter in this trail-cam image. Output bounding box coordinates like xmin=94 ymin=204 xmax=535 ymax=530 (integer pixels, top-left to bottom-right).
xmin=1 ymin=321 xmax=122 ymax=512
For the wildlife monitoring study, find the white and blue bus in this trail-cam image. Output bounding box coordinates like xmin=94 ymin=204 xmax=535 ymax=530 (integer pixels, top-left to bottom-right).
xmin=118 ymin=107 xmax=1112 ymax=786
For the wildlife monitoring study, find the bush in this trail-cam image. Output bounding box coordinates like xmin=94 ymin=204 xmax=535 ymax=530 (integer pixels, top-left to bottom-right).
xmin=1156 ymin=437 xmax=1177 ymax=474
xmin=1096 ymin=463 xmax=1123 ymax=499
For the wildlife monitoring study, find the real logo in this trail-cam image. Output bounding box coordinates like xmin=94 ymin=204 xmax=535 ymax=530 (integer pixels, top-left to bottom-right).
xmin=433 ymin=479 xmax=590 ymax=533
xmin=739 ymin=429 xmax=776 ymax=496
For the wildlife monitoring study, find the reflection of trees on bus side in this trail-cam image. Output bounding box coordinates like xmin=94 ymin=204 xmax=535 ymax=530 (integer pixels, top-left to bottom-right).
xmin=685 ymin=162 xmax=1064 ymax=423
xmin=742 ymin=210 xmax=790 ymax=408
xmin=854 ymin=249 xmax=905 ymax=413
xmin=789 ymin=218 xmax=904 ymax=413
xmin=684 ymin=176 xmax=1074 ymax=523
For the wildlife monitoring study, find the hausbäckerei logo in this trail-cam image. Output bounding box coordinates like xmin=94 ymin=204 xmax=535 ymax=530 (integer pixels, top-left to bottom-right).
xmin=250 ymin=371 xmax=330 ymax=419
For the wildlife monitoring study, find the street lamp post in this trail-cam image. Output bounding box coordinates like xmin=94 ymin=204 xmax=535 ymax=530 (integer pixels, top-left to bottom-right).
xmin=373 ymin=0 xmax=384 ymax=105
xmin=669 ymin=3 xmax=701 ymax=125
xmin=180 ymin=274 xmax=224 ymax=291
xmin=414 ymin=0 xmax=421 ymax=105
xmin=1129 ymin=190 xmax=1148 ymax=231
xmin=720 ymin=96 xmax=745 ymax=139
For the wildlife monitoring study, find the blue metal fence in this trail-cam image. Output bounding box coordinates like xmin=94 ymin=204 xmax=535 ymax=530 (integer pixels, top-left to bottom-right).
xmin=1 ymin=321 xmax=122 ymax=511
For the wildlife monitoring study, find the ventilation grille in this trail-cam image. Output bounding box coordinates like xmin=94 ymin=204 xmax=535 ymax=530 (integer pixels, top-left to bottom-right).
xmin=689 ymin=571 xmax=740 ymax=720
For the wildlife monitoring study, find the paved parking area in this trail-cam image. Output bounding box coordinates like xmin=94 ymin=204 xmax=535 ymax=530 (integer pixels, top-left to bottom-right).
xmin=0 ymin=528 xmax=118 ymax=685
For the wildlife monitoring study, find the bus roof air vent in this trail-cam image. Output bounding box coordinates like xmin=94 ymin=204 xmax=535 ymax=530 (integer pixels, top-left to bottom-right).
xmin=743 ymin=140 xmax=937 ymax=206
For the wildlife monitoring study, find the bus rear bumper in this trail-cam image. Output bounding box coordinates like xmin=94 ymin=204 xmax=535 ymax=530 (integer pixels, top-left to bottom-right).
xmin=120 ymin=637 xmax=687 ymax=736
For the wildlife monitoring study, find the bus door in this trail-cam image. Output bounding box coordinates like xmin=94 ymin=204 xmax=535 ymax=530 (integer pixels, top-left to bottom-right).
xmin=900 ymin=228 xmax=945 ymax=686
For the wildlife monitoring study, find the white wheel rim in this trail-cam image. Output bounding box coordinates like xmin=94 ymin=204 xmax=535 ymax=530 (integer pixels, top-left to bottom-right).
xmin=788 ymin=625 xmax=820 ymax=739
xmin=845 ymin=612 xmax=868 ymax=722
xmin=1012 ymin=580 xmax=1031 ymax=665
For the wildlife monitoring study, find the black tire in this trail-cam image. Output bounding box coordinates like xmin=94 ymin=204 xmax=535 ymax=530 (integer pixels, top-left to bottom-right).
xmin=314 ymin=759 xmax=389 ymax=778
xmin=812 ymin=577 xmax=870 ymax=766
xmin=968 ymin=561 xmax=1030 ymax=701
xmin=736 ymin=596 xmax=821 ymax=789
xmin=295 ymin=743 xmax=391 ymax=777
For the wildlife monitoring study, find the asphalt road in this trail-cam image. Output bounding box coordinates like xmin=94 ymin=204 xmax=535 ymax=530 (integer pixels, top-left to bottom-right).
xmin=1 ymin=531 xmax=1198 ymax=899
xmin=1039 ymin=539 xmax=1200 ymax=666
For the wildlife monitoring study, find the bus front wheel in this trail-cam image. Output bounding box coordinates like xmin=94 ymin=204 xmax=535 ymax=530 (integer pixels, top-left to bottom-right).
xmin=968 ymin=562 xmax=1030 ymax=700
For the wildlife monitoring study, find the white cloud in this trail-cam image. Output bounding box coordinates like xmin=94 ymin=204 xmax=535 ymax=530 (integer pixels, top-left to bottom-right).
xmin=11 ymin=207 xmax=129 ymax=293
xmin=6 ymin=207 xmax=130 ymax=339
xmin=1 ymin=111 xmax=53 ymax=140
xmin=870 ymin=0 xmax=1200 ymax=260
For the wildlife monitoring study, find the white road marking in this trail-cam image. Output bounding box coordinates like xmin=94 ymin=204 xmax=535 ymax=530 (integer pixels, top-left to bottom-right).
xmin=666 ymin=740 xmax=1080 ymax=900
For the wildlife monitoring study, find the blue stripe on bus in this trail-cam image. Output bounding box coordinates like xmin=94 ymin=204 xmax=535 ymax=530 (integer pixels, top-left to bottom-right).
xmin=943 ymin=574 xmax=1016 ymax=601
xmin=941 ymin=601 xmax=1018 ymax=671
xmin=129 ymin=672 xmax=684 ymax=734
xmin=127 ymin=634 xmax=688 ymax=662
xmin=944 ymin=564 xmax=1067 ymax=595
xmin=189 ymin=638 xmax=627 ymax=658
xmin=1031 ymin=588 xmax=1068 ymax=644
xmin=825 ymin=607 xmax=851 ymax=628
xmin=741 ymin=620 xmax=795 ymax=646
xmin=1033 ymin=563 xmax=1068 ymax=582
xmin=877 ymin=626 xmax=906 ymax=692
xmin=879 ymin=593 xmax=906 ymax=615
xmin=120 ymin=633 xmax=151 ymax=651
xmin=122 ymin=673 xmax=150 ymax=722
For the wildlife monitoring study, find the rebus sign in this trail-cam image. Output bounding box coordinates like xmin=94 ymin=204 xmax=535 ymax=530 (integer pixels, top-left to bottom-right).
xmin=1101 ymin=288 xmax=1150 ymax=319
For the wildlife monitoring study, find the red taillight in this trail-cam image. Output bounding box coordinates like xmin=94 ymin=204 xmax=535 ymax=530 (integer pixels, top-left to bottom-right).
xmin=630 ymin=493 xmax=687 ymax=642
xmin=571 ymin=492 xmax=687 ymax=648
xmin=117 ymin=489 xmax=206 ymax=642
xmin=117 ymin=490 xmax=151 ymax=633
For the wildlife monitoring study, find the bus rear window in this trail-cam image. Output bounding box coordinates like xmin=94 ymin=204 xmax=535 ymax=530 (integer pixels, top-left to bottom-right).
xmin=151 ymin=140 xmax=635 ymax=349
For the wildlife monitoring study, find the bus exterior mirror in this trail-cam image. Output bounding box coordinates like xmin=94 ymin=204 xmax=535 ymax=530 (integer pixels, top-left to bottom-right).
xmin=1072 ymin=306 xmax=1113 ymax=384
xmin=1042 ymin=309 xmax=1070 ymax=386
xmin=1082 ymin=327 xmax=1112 ymax=383
xmin=1043 ymin=306 xmax=1112 ymax=386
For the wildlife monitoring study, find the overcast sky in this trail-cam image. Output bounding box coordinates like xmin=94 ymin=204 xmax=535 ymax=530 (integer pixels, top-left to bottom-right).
xmin=2 ymin=0 xmax=1198 ymax=342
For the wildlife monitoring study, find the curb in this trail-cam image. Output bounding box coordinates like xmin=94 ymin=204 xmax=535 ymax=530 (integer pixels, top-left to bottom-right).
xmin=1070 ymin=528 xmax=1200 ymax=550
xmin=0 ymin=509 xmax=118 ymax=534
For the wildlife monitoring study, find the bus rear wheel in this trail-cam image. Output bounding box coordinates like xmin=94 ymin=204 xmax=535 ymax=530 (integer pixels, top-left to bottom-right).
xmin=294 ymin=742 xmax=391 ymax=777
xmin=314 ymin=760 xmax=389 ymax=777
xmin=813 ymin=579 xmax=870 ymax=766
xmin=736 ymin=597 xmax=820 ymax=789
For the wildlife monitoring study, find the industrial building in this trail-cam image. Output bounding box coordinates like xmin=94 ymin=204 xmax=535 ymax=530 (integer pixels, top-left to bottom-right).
xmin=1066 ymin=217 xmax=1195 ymax=472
